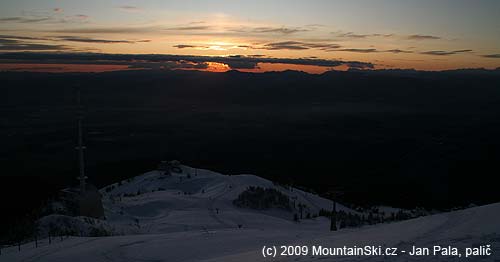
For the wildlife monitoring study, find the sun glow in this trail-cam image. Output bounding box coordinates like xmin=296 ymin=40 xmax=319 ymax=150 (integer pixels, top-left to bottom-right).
xmin=205 ymin=62 xmax=231 ymax=72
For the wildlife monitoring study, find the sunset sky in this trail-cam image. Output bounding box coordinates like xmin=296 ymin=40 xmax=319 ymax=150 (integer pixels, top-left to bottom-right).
xmin=0 ymin=0 xmax=499 ymax=73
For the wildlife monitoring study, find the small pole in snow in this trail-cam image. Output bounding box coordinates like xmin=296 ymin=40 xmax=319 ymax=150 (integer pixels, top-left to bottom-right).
xmin=35 ymin=234 xmax=38 ymax=248
xmin=49 ymin=233 xmax=51 ymax=244
xmin=327 ymin=190 xmax=344 ymax=232
xmin=18 ymin=242 xmax=20 ymax=252
xmin=330 ymin=201 xmax=337 ymax=231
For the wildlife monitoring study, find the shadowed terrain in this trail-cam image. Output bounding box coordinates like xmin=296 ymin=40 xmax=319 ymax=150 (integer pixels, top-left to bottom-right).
xmin=1 ymin=69 xmax=500 ymax=237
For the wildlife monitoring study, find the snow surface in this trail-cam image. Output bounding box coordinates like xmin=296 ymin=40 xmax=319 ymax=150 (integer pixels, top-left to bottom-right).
xmin=2 ymin=165 xmax=499 ymax=261
xmin=96 ymin=165 xmax=355 ymax=235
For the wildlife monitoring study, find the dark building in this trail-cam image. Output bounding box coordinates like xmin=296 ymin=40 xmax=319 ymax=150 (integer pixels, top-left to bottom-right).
xmin=60 ymin=184 xmax=104 ymax=218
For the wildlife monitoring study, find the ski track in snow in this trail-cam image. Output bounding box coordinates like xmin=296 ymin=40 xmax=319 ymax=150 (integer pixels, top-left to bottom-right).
xmin=206 ymin=175 xmax=235 ymax=228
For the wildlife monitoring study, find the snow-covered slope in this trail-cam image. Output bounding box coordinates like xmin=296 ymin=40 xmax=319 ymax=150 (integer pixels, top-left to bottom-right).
xmin=207 ymin=203 xmax=500 ymax=262
xmin=2 ymin=165 xmax=499 ymax=262
xmin=3 ymin=203 xmax=499 ymax=261
xmin=97 ymin=165 xmax=355 ymax=235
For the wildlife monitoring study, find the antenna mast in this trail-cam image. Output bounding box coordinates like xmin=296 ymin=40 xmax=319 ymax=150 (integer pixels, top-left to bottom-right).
xmin=76 ymin=88 xmax=87 ymax=194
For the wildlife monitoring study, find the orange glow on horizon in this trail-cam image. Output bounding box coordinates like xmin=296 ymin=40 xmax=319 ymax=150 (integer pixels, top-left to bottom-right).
xmin=203 ymin=62 xmax=231 ymax=72
xmin=0 ymin=60 xmax=496 ymax=74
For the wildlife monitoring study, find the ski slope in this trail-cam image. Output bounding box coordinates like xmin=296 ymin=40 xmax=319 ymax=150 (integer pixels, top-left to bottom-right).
xmin=98 ymin=165 xmax=355 ymax=235
xmin=2 ymin=165 xmax=499 ymax=261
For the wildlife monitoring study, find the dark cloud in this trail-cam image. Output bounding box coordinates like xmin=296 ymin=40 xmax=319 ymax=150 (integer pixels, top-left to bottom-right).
xmin=47 ymin=24 xmax=308 ymax=37
xmin=373 ymin=33 xmax=394 ymax=38
xmin=338 ymin=48 xmax=378 ymax=53
xmin=0 ymin=52 xmax=375 ymax=70
xmin=0 ymin=35 xmax=49 ymax=41
xmin=0 ymin=14 xmax=90 ymax=24
xmin=421 ymin=49 xmax=472 ymax=56
xmin=219 ymin=56 xmax=259 ymax=69
xmin=0 ymin=38 xmax=20 ymax=45
xmin=0 ymin=16 xmax=51 ymax=23
xmin=50 ymin=26 xmax=155 ymax=34
xmin=118 ymin=5 xmax=141 ymax=11
xmin=344 ymin=62 xmax=375 ymax=69
xmin=223 ymin=60 xmax=259 ymax=69
xmin=128 ymin=61 xmax=209 ymax=70
xmin=74 ymin=14 xmax=89 ymax=20
xmin=385 ymin=49 xmax=413 ymax=54
xmin=255 ymin=41 xmax=341 ymax=51
xmin=302 ymin=43 xmax=341 ymax=51
xmin=262 ymin=41 xmax=310 ymax=50
xmin=0 ymin=35 xmax=148 ymax=46
xmin=334 ymin=32 xmax=441 ymax=41
xmin=167 ymin=26 xmax=212 ymax=31
xmin=305 ymin=24 xmax=324 ymax=28
xmin=334 ymin=32 xmax=394 ymax=39
xmin=252 ymin=27 xmax=309 ymax=34
xmin=407 ymin=34 xmax=441 ymax=40
xmin=55 ymin=36 xmax=148 ymax=44
xmin=173 ymin=44 xmax=197 ymax=49
xmin=227 ymin=26 xmax=310 ymax=35
xmin=337 ymin=32 xmax=370 ymax=38
xmin=0 ymin=36 xmax=71 ymax=51
xmin=482 ymin=54 xmax=500 ymax=58
xmin=173 ymin=41 xmax=341 ymax=52
xmin=212 ymin=56 xmax=373 ymax=69
xmin=0 ymin=42 xmax=67 ymax=51
xmin=52 ymin=24 xmax=209 ymax=35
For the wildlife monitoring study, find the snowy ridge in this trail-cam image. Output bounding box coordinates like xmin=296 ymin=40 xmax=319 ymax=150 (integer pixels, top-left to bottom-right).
xmin=99 ymin=165 xmax=355 ymax=235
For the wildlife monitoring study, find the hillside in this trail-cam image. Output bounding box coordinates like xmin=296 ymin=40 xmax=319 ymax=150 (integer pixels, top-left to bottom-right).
xmin=1 ymin=165 xmax=499 ymax=261
xmin=95 ymin=164 xmax=355 ymax=234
